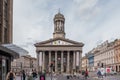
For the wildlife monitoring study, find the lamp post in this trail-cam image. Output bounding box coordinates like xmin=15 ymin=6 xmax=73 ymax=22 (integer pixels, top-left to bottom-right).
xmin=20 ymin=62 xmax=22 ymax=80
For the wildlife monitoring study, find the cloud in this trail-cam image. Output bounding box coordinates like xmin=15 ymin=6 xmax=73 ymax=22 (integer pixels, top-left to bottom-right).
xmin=13 ymin=0 xmax=120 ymax=57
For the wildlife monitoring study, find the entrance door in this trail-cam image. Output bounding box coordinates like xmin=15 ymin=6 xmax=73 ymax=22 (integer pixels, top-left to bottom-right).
xmin=2 ymin=59 xmax=6 ymax=80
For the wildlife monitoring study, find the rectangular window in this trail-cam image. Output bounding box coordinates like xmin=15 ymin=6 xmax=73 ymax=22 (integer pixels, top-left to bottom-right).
xmin=4 ymin=28 xmax=7 ymax=43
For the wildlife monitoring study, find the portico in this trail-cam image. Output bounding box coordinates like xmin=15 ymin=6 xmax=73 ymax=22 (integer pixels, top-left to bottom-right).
xmin=36 ymin=46 xmax=82 ymax=73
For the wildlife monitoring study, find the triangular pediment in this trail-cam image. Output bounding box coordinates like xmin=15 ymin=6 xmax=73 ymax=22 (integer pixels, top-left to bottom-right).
xmin=35 ymin=38 xmax=84 ymax=46
xmin=44 ymin=39 xmax=74 ymax=45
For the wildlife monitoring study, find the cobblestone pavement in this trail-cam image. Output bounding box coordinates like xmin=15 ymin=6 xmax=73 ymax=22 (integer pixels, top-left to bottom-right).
xmin=16 ymin=73 xmax=120 ymax=80
xmin=93 ymin=75 xmax=120 ymax=80
xmin=89 ymin=71 xmax=120 ymax=80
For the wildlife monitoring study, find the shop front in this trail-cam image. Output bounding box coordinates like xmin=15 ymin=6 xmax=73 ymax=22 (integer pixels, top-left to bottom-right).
xmin=0 ymin=45 xmax=19 ymax=80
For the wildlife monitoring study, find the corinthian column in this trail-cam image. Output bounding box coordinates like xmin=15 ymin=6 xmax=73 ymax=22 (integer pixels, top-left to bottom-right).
xmin=67 ymin=51 xmax=70 ymax=73
xmin=39 ymin=51 xmax=43 ymax=71
xmin=73 ymin=51 xmax=76 ymax=69
xmin=49 ymin=51 xmax=51 ymax=72
xmin=76 ymin=51 xmax=80 ymax=72
xmin=42 ymin=51 xmax=45 ymax=71
xmin=37 ymin=51 xmax=39 ymax=72
xmin=55 ymin=51 xmax=57 ymax=72
xmin=76 ymin=51 xmax=79 ymax=66
xmin=79 ymin=51 xmax=82 ymax=70
xmin=61 ymin=51 xmax=64 ymax=72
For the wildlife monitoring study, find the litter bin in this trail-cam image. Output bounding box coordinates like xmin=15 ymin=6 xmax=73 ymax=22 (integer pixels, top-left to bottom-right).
xmin=40 ymin=74 xmax=45 ymax=80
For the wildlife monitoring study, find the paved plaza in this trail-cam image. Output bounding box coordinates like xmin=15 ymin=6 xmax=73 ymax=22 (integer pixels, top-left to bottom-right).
xmin=16 ymin=72 xmax=120 ymax=80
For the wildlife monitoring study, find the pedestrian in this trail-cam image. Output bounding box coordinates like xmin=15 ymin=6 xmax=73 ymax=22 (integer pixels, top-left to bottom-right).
xmin=22 ymin=70 xmax=26 ymax=80
xmin=97 ymin=70 xmax=101 ymax=78
xmin=82 ymin=70 xmax=85 ymax=75
xmin=6 ymin=69 xmax=16 ymax=80
xmin=84 ymin=69 xmax=89 ymax=79
xmin=32 ymin=70 xmax=37 ymax=80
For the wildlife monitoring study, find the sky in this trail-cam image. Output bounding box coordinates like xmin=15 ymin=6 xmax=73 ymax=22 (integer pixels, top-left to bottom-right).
xmin=13 ymin=0 xmax=120 ymax=57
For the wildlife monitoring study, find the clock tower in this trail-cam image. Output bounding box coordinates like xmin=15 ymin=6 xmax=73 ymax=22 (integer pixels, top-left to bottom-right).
xmin=53 ymin=12 xmax=65 ymax=38
xmin=35 ymin=11 xmax=84 ymax=73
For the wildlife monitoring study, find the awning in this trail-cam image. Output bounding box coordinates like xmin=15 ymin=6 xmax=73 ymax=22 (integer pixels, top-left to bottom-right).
xmin=1 ymin=44 xmax=28 ymax=58
xmin=0 ymin=45 xmax=19 ymax=58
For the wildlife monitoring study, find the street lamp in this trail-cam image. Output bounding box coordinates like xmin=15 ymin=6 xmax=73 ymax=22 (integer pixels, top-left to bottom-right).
xmin=20 ymin=62 xmax=22 ymax=80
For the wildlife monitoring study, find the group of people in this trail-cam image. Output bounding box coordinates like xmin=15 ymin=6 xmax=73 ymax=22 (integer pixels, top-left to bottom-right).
xmin=6 ymin=69 xmax=37 ymax=80
xmin=66 ymin=70 xmax=89 ymax=79
xmin=97 ymin=69 xmax=105 ymax=78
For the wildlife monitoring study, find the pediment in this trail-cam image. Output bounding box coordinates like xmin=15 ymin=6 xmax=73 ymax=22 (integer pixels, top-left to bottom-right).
xmin=44 ymin=39 xmax=74 ymax=45
xmin=35 ymin=38 xmax=84 ymax=46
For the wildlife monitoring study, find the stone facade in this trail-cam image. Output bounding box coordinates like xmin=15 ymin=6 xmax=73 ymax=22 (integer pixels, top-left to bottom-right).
xmin=81 ymin=56 xmax=88 ymax=71
xmin=92 ymin=41 xmax=115 ymax=71
xmin=0 ymin=0 xmax=13 ymax=44
xmin=0 ymin=0 xmax=18 ymax=80
xmin=11 ymin=55 xmax=37 ymax=74
xmin=114 ymin=39 xmax=120 ymax=72
xmin=35 ymin=12 xmax=84 ymax=73
xmin=86 ymin=39 xmax=120 ymax=72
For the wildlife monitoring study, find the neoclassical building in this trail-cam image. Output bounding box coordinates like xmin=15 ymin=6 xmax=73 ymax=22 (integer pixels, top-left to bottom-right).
xmin=0 ymin=0 xmax=13 ymax=44
xmin=35 ymin=12 xmax=84 ymax=73
xmin=114 ymin=39 xmax=120 ymax=72
xmin=93 ymin=41 xmax=115 ymax=70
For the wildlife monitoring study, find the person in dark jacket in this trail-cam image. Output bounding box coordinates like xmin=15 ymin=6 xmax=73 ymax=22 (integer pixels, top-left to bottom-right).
xmin=22 ymin=70 xmax=26 ymax=80
xmin=97 ymin=70 xmax=102 ymax=78
xmin=32 ymin=70 xmax=37 ymax=80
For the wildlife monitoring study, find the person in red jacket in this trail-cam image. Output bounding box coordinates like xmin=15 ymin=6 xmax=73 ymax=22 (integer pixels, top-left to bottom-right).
xmin=84 ymin=69 xmax=89 ymax=79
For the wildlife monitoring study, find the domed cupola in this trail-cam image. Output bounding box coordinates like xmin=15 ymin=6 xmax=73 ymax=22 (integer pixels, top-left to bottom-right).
xmin=54 ymin=12 xmax=65 ymax=21
xmin=53 ymin=12 xmax=65 ymax=39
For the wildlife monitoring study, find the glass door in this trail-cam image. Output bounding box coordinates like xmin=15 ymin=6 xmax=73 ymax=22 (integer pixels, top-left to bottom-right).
xmin=2 ymin=59 xmax=6 ymax=80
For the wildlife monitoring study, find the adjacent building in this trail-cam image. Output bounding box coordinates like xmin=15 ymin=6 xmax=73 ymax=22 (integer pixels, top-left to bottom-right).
xmin=81 ymin=56 xmax=88 ymax=71
xmin=86 ymin=39 xmax=120 ymax=73
xmin=0 ymin=0 xmax=13 ymax=44
xmin=0 ymin=0 xmax=28 ymax=80
xmin=114 ymin=39 xmax=120 ymax=72
xmin=86 ymin=49 xmax=95 ymax=71
xmin=35 ymin=12 xmax=84 ymax=73
xmin=11 ymin=55 xmax=37 ymax=75
xmin=0 ymin=0 xmax=15 ymax=80
xmin=87 ymin=41 xmax=115 ymax=72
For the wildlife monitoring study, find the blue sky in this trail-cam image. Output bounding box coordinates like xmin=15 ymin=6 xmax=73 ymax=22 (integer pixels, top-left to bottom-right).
xmin=13 ymin=0 xmax=120 ymax=57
